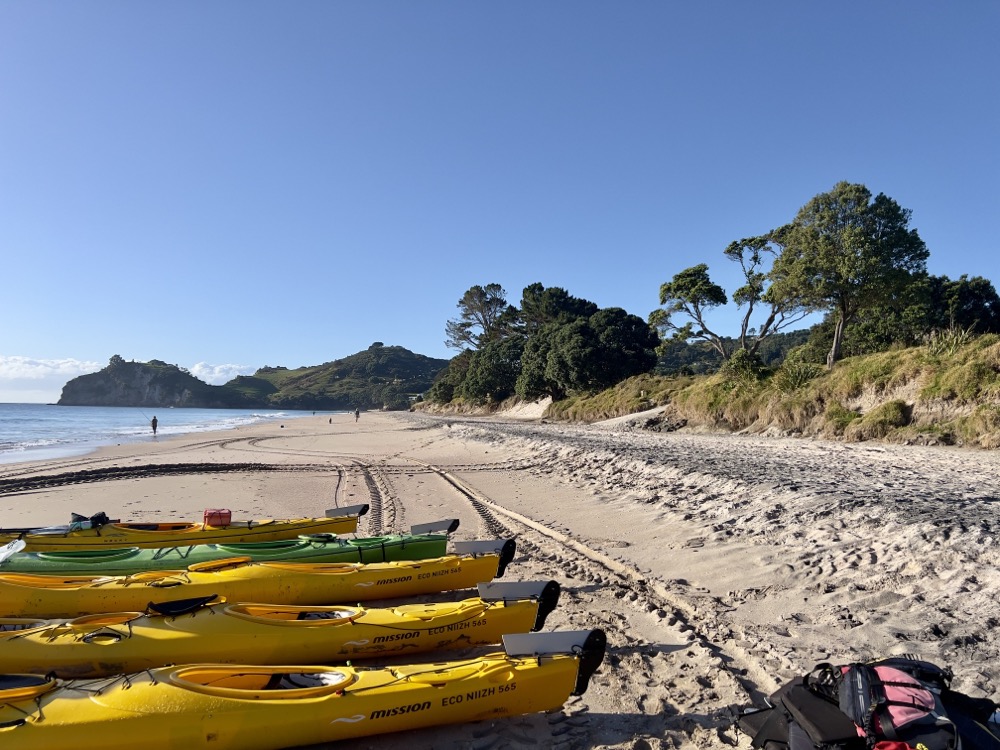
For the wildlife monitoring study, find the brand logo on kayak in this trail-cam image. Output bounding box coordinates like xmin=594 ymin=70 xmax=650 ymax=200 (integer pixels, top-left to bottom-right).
xmin=330 ymin=714 xmax=366 ymax=724
xmin=370 ymin=700 xmax=431 ymax=719
xmin=373 ymin=631 xmax=421 ymax=643
xmin=375 ymin=576 xmax=413 ymax=585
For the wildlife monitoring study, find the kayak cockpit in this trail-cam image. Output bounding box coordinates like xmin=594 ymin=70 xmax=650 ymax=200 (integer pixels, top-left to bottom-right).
xmin=34 ymin=548 xmax=143 ymax=562
xmin=0 ymin=673 xmax=58 ymax=702
xmin=225 ymin=604 xmax=364 ymax=626
xmin=114 ymin=523 xmax=204 ymax=533
xmin=167 ymin=666 xmax=354 ymax=699
xmin=0 ymin=618 xmax=49 ymax=634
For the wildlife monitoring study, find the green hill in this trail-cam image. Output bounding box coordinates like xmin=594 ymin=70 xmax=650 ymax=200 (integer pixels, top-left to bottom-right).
xmin=58 ymin=345 xmax=449 ymax=411
xmin=230 ymin=344 xmax=449 ymax=410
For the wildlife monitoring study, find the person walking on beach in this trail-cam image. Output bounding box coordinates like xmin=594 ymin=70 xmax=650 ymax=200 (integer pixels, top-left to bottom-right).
xmin=354 ymin=409 xmax=360 ymax=422
xmin=151 ymin=416 xmax=158 ymax=436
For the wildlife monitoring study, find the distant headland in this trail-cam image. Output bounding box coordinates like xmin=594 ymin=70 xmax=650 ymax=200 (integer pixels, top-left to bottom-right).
xmin=57 ymin=344 xmax=449 ymax=411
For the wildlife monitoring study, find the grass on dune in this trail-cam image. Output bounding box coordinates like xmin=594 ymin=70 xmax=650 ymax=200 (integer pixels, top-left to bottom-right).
xmin=540 ymin=334 xmax=1000 ymax=447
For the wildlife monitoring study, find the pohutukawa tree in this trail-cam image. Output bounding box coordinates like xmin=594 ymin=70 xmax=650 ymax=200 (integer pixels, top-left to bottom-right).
xmin=770 ymin=182 xmax=928 ymax=368
xmin=649 ymin=239 xmax=809 ymax=361
xmin=652 ymin=182 xmax=929 ymax=370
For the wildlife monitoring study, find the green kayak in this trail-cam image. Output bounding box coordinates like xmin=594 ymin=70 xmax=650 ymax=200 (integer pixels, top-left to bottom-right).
xmin=0 ymin=519 xmax=459 ymax=576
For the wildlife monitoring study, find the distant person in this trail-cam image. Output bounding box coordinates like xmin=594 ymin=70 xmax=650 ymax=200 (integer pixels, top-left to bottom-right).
xmin=354 ymin=409 xmax=360 ymax=422
xmin=151 ymin=416 xmax=158 ymax=436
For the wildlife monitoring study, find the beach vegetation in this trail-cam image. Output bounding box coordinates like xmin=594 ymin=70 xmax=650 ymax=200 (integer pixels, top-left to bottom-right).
xmin=769 ymin=182 xmax=929 ymax=368
xmin=546 ymin=372 xmax=692 ymax=421
xmin=844 ymin=399 xmax=910 ymax=441
xmin=770 ymin=355 xmax=824 ymax=394
xmin=428 ymin=351 xmax=474 ymax=404
xmin=418 ymin=184 xmax=1000 ymax=446
xmin=649 ymin=234 xmax=813 ymax=363
xmin=719 ymin=349 xmax=766 ymax=395
xmin=649 ymin=264 xmax=729 ymax=358
xmin=804 ymin=274 xmax=1000 ymax=359
xmin=924 ymin=325 xmax=977 ymax=357
xmin=524 ymin=331 xmax=1000 ymax=447
xmin=760 ymin=389 xmax=823 ymax=432
xmin=445 ymin=284 xmax=518 ymax=351
xmin=954 ymin=405 xmax=1000 ymax=449
xmin=515 ymin=307 xmax=658 ymax=401
xmin=648 ymin=182 xmax=930 ymax=371
xmin=517 ymin=283 xmax=599 ymax=335
xmin=460 ymin=337 xmax=524 ymax=404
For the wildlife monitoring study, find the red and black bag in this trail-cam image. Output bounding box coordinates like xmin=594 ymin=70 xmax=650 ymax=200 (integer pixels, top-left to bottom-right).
xmin=739 ymin=656 xmax=1000 ymax=750
xmin=810 ymin=658 xmax=958 ymax=750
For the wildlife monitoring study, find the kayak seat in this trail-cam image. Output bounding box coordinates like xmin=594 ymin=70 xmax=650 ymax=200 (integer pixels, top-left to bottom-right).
xmin=0 ymin=619 xmax=46 ymax=632
xmin=147 ymin=595 xmax=219 ymax=617
xmin=268 ymin=671 xmax=350 ymax=690
xmin=296 ymin=610 xmax=358 ymax=621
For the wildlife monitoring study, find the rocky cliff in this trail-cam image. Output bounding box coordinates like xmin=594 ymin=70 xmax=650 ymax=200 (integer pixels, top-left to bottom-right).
xmin=58 ymin=358 xmax=245 ymax=408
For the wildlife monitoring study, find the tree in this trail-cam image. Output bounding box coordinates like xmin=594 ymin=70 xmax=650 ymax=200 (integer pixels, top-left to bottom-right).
xmin=649 ymin=264 xmax=730 ymax=359
xmin=725 ymin=235 xmax=812 ymax=355
xmin=426 ymin=350 xmax=473 ymax=403
xmin=588 ymin=307 xmax=659 ymax=386
xmin=803 ymin=273 xmax=1000 ymax=359
xmin=516 ymin=309 xmax=657 ymax=399
xmin=650 ymin=237 xmax=812 ymax=363
xmin=515 ymin=328 xmax=556 ymax=401
xmin=770 ymin=182 xmax=928 ymax=368
xmin=444 ymin=284 xmax=517 ymax=351
xmin=518 ymin=283 xmax=599 ymax=335
xmin=543 ymin=318 xmax=599 ymax=397
xmin=936 ymin=275 xmax=1000 ymax=333
xmin=460 ymin=336 xmax=525 ymax=404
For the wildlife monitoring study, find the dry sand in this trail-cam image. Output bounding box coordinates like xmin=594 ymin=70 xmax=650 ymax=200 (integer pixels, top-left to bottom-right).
xmin=1 ymin=409 xmax=999 ymax=749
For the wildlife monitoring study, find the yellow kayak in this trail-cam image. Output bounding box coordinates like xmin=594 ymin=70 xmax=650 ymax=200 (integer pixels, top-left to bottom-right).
xmin=0 ymin=504 xmax=370 ymax=552
xmin=0 ymin=629 xmax=606 ymax=750
xmin=0 ymin=580 xmax=560 ymax=678
xmin=0 ymin=539 xmax=517 ymax=618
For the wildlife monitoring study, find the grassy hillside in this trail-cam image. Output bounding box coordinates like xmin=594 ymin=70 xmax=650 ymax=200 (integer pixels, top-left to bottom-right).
xmin=230 ymin=344 xmax=449 ymax=410
xmin=537 ymin=334 xmax=1000 ymax=448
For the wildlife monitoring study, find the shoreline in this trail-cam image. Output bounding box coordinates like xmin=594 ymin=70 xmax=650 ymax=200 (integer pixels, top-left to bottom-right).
xmin=1 ymin=411 xmax=998 ymax=748
xmin=0 ymin=405 xmax=324 ymax=468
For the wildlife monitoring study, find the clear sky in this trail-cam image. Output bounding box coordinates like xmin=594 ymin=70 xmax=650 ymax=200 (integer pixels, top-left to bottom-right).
xmin=2 ymin=2 xmax=997 ymax=403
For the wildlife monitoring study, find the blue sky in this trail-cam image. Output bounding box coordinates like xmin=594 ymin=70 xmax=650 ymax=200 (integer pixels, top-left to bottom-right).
xmin=2 ymin=2 xmax=997 ymax=402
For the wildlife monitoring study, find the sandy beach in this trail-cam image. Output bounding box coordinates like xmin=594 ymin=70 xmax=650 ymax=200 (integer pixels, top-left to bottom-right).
xmin=2 ymin=409 xmax=999 ymax=749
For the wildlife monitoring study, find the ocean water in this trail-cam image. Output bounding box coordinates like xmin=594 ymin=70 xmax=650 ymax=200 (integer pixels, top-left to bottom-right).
xmin=0 ymin=403 xmax=320 ymax=465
